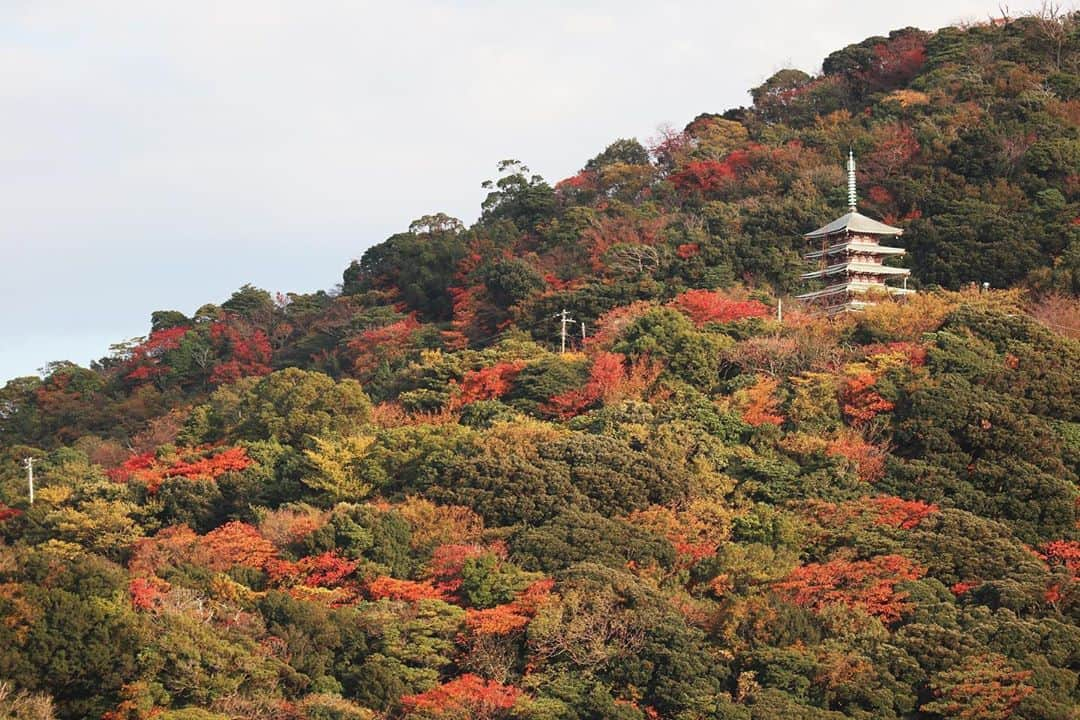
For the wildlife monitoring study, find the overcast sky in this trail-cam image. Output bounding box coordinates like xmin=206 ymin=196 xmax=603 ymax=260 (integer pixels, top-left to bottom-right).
xmin=0 ymin=1 xmax=1042 ymax=382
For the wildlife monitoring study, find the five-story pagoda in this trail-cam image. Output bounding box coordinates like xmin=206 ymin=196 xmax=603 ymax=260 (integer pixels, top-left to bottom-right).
xmin=797 ymin=151 xmax=913 ymax=314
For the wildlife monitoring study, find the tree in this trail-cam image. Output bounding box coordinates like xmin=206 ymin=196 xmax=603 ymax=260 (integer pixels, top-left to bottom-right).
xmin=347 ymin=219 xmax=467 ymax=320
xmin=480 ymin=160 xmax=556 ymax=231
xmin=774 ymin=555 xmax=926 ymax=623
xmin=399 ymin=674 xmax=521 ymax=720
xmin=922 ymin=653 xmax=1034 ymax=720
xmin=672 ymin=289 xmax=769 ymax=327
xmin=303 ymin=435 xmax=376 ymax=501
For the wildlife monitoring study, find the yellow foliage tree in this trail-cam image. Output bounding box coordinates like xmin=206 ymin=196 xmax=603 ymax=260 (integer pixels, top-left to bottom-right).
xmin=303 ymin=434 xmax=376 ymax=501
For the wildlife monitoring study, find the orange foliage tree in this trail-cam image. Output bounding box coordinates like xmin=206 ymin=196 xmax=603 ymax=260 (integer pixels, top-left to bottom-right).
xmin=739 ymin=375 xmax=784 ymax=427
xmin=868 ymin=496 xmax=938 ymax=529
xmin=671 ymin=289 xmax=769 ymax=327
xmin=350 ymin=314 xmax=422 ymax=376
xmin=207 ymin=318 xmax=272 ymax=385
xmin=399 ymin=674 xmax=521 ymax=720
xmin=826 ymin=430 xmax=888 ymax=482
xmin=108 ymin=445 xmax=251 ymax=493
xmin=774 ymin=554 xmax=926 ymax=623
xmin=450 ymin=361 xmax=527 ymax=409
xmin=545 ymin=352 xmax=661 ymax=418
xmin=366 ymin=576 xmax=448 ymax=603
xmin=464 ymin=579 xmax=554 ymax=637
xmin=201 ymin=521 xmax=278 ymax=571
xmin=800 ymin=496 xmax=937 ymax=532
xmin=922 ymin=653 xmax=1034 ymax=720
xmin=840 ymin=373 xmax=894 ymax=424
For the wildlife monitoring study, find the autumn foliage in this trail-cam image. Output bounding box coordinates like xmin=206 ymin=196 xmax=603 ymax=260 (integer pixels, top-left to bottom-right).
xmin=867 ymin=496 xmax=939 ymax=529
xmin=108 ymin=445 xmax=251 ymax=493
xmin=366 ymin=576 xmax=448 ymax=603
xmin=774 ymin=554 xmax=926 ymax=622
xmin=671 ymin=289 xmax=769 ymax=327
xmin=464 ymin=579 xmax=554 ymax=636
xmin=922 ymin=653 xmax=1034 ymax=720
xmin=351 ymin=314 xmax=422 ymax=376
xmin=207 ymin=319 xmax=272 ymax=385
xmin=399 ymin=674 xmax=521 ymax=719
xmin=201 ymin=521 xmax=278 ymax=571
xmin=450 ymin=361 xmax=527 ymax=408
xmin=840 ymin=373 xmax=894 ymax=424
xmin=826 ymin=430 xmax=888 ymax=482
xmin=545 ymin=351 xmax=661 ymax=418
xmin=739 ymin=375 xmax=784 ymax=427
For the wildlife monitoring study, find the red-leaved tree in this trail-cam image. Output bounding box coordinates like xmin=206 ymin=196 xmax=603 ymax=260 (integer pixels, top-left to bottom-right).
xmin=399 ymin=674 xmax=521 ymax=720
xmin=671 ymin=289 xmax=769 ymax=327
xmin=774 ymin=554 xmax=926 ymax=623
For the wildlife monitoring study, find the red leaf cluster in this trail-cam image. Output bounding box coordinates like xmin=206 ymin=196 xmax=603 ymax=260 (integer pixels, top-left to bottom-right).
xmin=464 ymin=579 xmax=555 ymax=637
xmin=774 ymin=554 xmax=926 ymax=623
xmin=826 ymin=431 xmax=888 ymax=482
xmin=108 ymin=446 xmax=252 ymax=493
xmin=450 ymin=361 xmax=527 ymax=409
xmin=124 ymin=326 xmax=191 ymax=382
xmin=128 ymin=576 xmax=169 ymax=611
xmin=0 ymin=503 xmax=23 ymax=523
xmin=351 ymin=314 xmax=422 ymax=376
xmin=208 ymin=319 xmax=272 ymax=385
xmin=202 ymin=521 xmax=278 ymax=571
xmin=400 ymin=674 xmax=521 ymax=719
xmin=267 ymin=551 xmax=358 ymax=588
xmin=951 ymin=580 xmax=979 ymax=596
xmin=545 ymin=352 xmax=661 ymax=419
xmin=801 ymin=496 xmax=936 ymax=531
xmin=669 ymin=150 xmax=754 ymax=197
xmin=868 ymin=496 xmax=938 ymax=529
xmin=741 ymin=375 xmax=784 ymax=427
xmin=841 ymin=373 xmax=894 ymax=424
xmin=676 ymin=243 xmax=700 ymax=259
xmin=863 ymin=34 xmax=927 ymax=91
xmin=671 ymin=289 xmax=769 ymax=327
xmin=366 ymin=576 xmax=448 ymax=603
xmin=1043 ymin=540 xmax=1080 ymax=580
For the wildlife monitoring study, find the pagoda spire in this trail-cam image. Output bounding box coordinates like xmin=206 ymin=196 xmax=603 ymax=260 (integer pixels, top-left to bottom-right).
xmin=847 ymin=149 xmax=857 ymax=212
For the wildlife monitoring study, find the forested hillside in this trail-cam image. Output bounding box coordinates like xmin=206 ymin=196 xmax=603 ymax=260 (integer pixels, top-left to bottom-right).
xmin=1 ymin=11 xmax=1079 ymax=720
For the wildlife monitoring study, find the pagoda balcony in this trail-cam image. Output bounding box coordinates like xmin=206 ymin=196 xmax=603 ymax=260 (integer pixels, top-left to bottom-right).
xmin=796 ymin=281 xmax=916 ymax=301
xmin=804 ymin=241 xmax=906 ymax=260
xmin=801 ymin=263 xmax=912 ymax=280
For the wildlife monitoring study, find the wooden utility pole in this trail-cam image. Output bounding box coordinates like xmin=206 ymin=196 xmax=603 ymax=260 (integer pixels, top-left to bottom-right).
xmin=23 ymin=457 xmax=34 ymax=505
xmin=554 ymin=309 xmax=574 ymax=354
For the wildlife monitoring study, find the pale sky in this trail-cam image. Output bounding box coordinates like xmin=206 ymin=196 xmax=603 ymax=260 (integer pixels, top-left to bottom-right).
xmin=0 ymin=1 xmax=1040 ymax=382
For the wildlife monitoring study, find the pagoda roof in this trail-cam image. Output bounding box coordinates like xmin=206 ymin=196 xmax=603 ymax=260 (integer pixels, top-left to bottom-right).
xmin=804 ymin=211 xmax=904 ymax=239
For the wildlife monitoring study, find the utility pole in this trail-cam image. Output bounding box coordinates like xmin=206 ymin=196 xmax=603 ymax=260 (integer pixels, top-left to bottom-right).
xmin=23 ymin=457 xmax=34 ymax=505
xmin=580 ymin=321 xmax=587 ymax=345
xmin=554 ymin=309 xmax=574 ymax=354
xmin=777 ymin=298 xmax=783 ymax=323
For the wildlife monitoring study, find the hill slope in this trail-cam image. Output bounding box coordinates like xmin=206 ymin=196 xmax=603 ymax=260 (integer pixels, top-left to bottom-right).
xmin=1 ymin=12 xmax=1080 ymax=720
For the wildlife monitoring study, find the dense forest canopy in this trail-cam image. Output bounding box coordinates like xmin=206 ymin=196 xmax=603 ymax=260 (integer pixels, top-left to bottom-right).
xmin=1 ymin=10 xmax=1080 ymax=720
